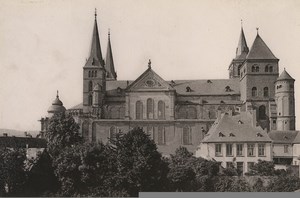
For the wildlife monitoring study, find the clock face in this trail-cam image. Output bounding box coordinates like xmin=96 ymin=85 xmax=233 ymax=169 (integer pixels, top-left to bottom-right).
xmin=145 ymin=79 xmax=155 ymax=87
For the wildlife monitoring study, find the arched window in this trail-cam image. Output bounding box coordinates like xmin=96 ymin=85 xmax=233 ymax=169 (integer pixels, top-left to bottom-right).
xmin=263 ymin=87 xmax=269 ymax=97
xmin=92 ymin=122 xmax=97 ymax=142
xmin=158 ymin=126 xmax=165 ymax=145
xmin=252 ymin=87 xmax=257 ymax=97
xmin=88 ymin=71 xmax=91 ymax=77
xmin=136 ymin=101 xmax=143 ymax=119
xmin=252 ymin=66 xmax=256 ymax=72
xmin=183 ymin=126 xmax=192 ymax=145
xmin=147 ymin=98 xmax=154 ymax=119
xmin=82 ymin=121 xmax=89 ymax=140
xmin=259 ymin=105 xmax=266 ymax=120
xmin=158 ymin=100 xmax=165 ymax=119
xmin=147 ymin=126 xmax=154 ymax=140
xmin=256 ymin=66 xmax=259 ymax=72
xmin=109 ymin=126 xmax=117 ymax=140
xmin=95 ymin=71 xmax=97 ymax=77
xmin=238 ymin=65 xmax=242 ymax=75
xmin=265 ymin=66 xmax=269 ymax=72
xmin=88 ymin=81 xmax=93 ymax=91
xmin=269 ymin=66 xmax=273 ymax=72
xmin=88 ymin=94 xmax=93 ymax=106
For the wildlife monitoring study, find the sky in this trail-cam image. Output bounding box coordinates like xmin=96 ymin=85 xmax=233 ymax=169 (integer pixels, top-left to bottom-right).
xmin=0 ymin=0 xmax=300 ymax=131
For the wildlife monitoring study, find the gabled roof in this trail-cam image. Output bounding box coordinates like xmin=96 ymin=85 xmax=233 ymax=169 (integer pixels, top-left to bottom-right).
xmin=202 ymin=112 xmax=271 ymax=143
xmin=85 ymin=15 xmax=104 ymax=67
xmin=235 ymin=27 xmax=249 ymax=59
xmin=277 ymin=69 xmax=295 ymax=81
xmin=126 ymin=67 xmax=175 ymax=92
xmin=268 ymin=130 xmax=299 ymax=144
xmin=246 ymin=34 xmax=278 ymax=60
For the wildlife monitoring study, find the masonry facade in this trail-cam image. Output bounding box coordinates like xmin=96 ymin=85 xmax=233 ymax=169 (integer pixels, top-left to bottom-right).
xmin=40 ymin=13 xmax=296 ymax=156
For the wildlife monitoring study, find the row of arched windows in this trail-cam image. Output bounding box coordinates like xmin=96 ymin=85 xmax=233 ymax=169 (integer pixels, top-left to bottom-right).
xmin=251 ymin=65 xmax=274 ymax=73
xmin=136 ymin=99 xmax=166 ymax=120
xmin=251 ymin=87 xmax=269 ymax=97
xmin=88 ymin=70 xmax=97 ymax=78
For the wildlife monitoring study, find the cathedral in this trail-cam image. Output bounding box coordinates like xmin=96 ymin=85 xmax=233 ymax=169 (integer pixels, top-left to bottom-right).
xmin=40 ymin=12 xmax=296 ymax=157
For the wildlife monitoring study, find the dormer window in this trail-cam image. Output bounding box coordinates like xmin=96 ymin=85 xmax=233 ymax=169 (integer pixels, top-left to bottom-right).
xmin=256 ymin=133 xmax=263 ymax=137
xmin=186 ymin=86 xmax=192 ymax=92
xmin=284 ymin=136 xmax=288 ymax=140
xmin=220 ymin=100 xmax=225 ymax=104
xmin=207 ymin=80 xmax=212 ymax=83
xmin=117 ymin=87 xmax=122 ymax=93
xmin=238 ymin=120 xmax=243 ymax=124
xmin=225 ymin=86 xmax=231 ymax=92
xmin=219 ymin=132 xmax=225 ymax=137
xmin=229 ymin=133 xmax=235 ymax=137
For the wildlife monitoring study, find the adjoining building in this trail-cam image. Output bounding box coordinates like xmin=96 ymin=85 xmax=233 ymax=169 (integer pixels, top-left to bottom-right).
xmin=39 ymin=12 xmax=296 ymax=158
xmin=195 ymin=111 xmax=272 ymax=175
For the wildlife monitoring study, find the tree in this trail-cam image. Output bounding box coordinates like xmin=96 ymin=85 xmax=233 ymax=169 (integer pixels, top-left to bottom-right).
xmin=0 ymin=148 xmax=27 ymax=196
xmin=246 ymin=160 xmax=276 ymax=176
xmin=107 ymin=127 xmax=169 ymax=196
xmin=167 ymin=147 xmax=196 ymax=191
xmin=45 ymin=113 xmax=82 ymax=156
xmin=267 ymin=175 xmax=300 ymax=192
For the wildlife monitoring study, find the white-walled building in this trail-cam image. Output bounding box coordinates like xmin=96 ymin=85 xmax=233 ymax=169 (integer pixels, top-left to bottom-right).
xmin=196 ymin=111 xmax=272 ymax=175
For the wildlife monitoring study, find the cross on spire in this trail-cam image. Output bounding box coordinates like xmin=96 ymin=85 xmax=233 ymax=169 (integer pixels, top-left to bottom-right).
xmin=148 ymin=59 xmax=151 ymax=68
xmin=256 ymin=27 xmax=259 ymax=35
xmin=56 ymin=90 xmax=59 ymax=98
xmin=95 ymin=8 xmax=97 ymax=19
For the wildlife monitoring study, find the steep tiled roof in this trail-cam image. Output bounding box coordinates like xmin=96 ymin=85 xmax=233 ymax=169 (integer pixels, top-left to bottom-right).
xmin=268 ymin=131 xmax=299 ymax=144
xmin=0 ymin=137 xmax=47 ymax=148
xmin=277 ymin=69 xmax=294 ymax=81
xmin=69 ymin=103 xmax=83 ymax=110
xmin=202 ymin=112 xmax=271 ymax=143
xmin=246 ymin=34 xmax=278 ymax=60
xmin=171 ymin=79 xmax=240 ymax=95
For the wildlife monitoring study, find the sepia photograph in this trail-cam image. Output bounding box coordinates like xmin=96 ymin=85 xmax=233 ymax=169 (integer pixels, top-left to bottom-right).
xmin=0 ymin=0 xmax=300 ymax=197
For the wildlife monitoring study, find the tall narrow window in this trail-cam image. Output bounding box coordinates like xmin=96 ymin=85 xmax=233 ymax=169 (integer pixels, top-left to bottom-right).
xmin=158 ymin=100 xmax=165 ymax=119
xmin=88 ymin=94 xmax=93 ymax=106
xmin=258 ymin=105 xmax=266 ymax=120
xmin=255 ymin=66 xmax=259 ymax=72
xmin=236 ymin=144 xmax=244 ymax=156
xmin=147 ymin=126 xmax=154 ymax=140
xmin=215 ymin=144 xmax=222 ymax=156
xmin=182 ymin=126 xmax=192 ymax=145
xmin=263 ymin=87 xmax=269 ymax=97
xmin=88 ymin=71 xmax=91 ymax=77
xmin=158 ymin=126 xmax=165 ymax=145
xmin=88 ymin=81 xmax=93 ymax=91
xmin=136 ymin=101 xmax=143 ymax=119
xmin=247 ymin=144 xmax=255 ymax=157
xmin=258 ymin=144 xmax=265 ymax=156
xmin=284 ymin=145 xmax=289 ymax=153
xmin=147 ymin=98 xmax=154 ymax=119
xmin=252 ymin=66 xmax=256 ymax=72
xmin=95 ymin=71 xmax=97 ymax=77
xmin=252 ymin=87 xmax=257 ymax=97
xmin=269 ymin=66 xmax=273 ymax=72
xmin=226 ymin=144 xmax=233 ymax=156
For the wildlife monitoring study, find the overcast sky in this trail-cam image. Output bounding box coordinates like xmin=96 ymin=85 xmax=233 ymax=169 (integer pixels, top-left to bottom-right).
xmin=0 ymin=0 xmax=300 ymax=131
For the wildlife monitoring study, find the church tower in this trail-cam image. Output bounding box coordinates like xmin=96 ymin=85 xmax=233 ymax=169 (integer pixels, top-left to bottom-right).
xmin=105 ymin=30 xmax=117 ymax=81
xmin=239 ymin=30 xmax=279 ymax=130
xmin=228 ymin=25 xmax=249 ymax=79
xmin=83 ymin=10 xmax=106 ymax=113
xmin=275 ymin=69 xmax=295 ymax=130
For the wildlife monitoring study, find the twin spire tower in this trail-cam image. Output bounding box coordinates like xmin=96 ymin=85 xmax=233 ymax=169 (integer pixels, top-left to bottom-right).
xmin=83 ymin=10 xmax=117 ymax=113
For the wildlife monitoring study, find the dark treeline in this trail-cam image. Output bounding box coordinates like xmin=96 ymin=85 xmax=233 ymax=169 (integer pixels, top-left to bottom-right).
xmin=0 ymin=113 xmax=299 ymax=196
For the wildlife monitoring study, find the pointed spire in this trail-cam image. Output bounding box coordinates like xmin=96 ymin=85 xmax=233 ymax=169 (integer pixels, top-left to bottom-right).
xmin=105 ymin=29 xmax=117 ymax=80
xmin=235 ymin=24 xmax=249 ymax=59
xmin=246 ymin=33 xmax=278 ymax=60
xmin=277 ymin=69 xmax=294 ymax=81
xmin=85 ymin=9 xmax=104 ymax=67
xmin=148 ymin=59 xmax=151 ymax=68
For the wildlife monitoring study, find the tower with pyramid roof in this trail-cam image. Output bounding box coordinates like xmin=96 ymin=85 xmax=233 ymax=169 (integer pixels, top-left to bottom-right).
xmin=83 ymin=10 xmax=106 ymax=114
xmin=275 ymin=69 xmax=295 ymax=130
xmin=239 ymin=30 xmax=279 ymax=130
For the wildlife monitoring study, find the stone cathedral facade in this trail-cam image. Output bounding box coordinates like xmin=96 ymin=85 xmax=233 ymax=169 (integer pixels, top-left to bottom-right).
xmin=40 ymin=13 xmax=296 ymax=155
